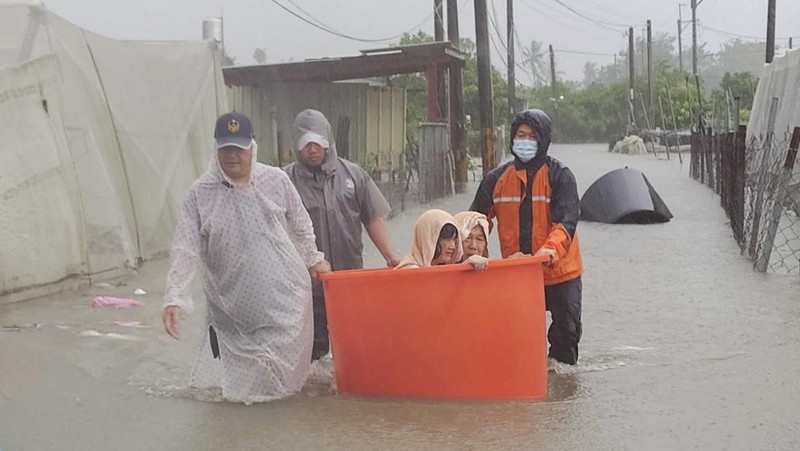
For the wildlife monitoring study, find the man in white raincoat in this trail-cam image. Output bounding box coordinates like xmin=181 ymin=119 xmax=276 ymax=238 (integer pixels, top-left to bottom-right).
xmin=162 ymin=112 xmax=330 ymax=403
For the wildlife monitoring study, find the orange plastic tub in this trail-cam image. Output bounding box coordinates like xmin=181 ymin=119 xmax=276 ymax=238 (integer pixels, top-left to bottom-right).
xmin=319 ymin=256 xmax=549 ymax=400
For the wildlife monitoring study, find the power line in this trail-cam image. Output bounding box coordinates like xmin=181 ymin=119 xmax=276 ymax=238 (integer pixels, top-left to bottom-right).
xmin=557 ymin=0 xmax=641 ymax=25
xmin=487 ymin=0 xmax=508 ymax=52
xmin=517 ymin=0 xmax=624 ymax=46
xmin=513 ymin=23 xmax=539 ymax=86
xmin=486 ymin=3 xmax=537 ymax=87
xmin=283 ymin=0 xmax=340 ymax=31
xmin=549 ymin=0 xmax=629 ymax=32
xmin=701 ymin=24 xmax=795 ymax=42
xmin=554 ymin=48 xmax=616 ymax=57
xmin=271 ymin=0 xmax=435 ymax=43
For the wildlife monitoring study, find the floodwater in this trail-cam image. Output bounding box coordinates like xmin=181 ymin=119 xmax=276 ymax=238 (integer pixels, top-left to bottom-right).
xmin=1 ymin=144 xmax=799 ymax=450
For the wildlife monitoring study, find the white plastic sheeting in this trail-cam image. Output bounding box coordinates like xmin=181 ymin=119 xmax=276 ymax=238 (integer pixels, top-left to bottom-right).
xmin=0 ymin=5 xmax=225 ymax=301
xmin=747 ymin=48 xmax=800 ymax=175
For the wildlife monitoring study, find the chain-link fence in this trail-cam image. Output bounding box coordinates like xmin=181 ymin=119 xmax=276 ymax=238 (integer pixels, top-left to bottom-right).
xmin=690 ymin=126 xmax=800 ymax=275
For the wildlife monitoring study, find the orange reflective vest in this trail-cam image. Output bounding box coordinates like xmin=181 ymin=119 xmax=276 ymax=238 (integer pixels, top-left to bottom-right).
xmin=471 ymin=159 xmax=583 ymax=286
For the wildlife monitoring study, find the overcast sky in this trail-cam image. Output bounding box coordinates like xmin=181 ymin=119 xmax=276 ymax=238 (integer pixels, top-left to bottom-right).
xmin=10 ymin=0 xmax=800 ymax=82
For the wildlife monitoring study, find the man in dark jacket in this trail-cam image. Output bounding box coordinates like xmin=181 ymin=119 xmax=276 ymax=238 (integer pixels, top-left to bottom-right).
xmin=285 ymin=109 xmax=401 ymax=361
xmin=470 ymin=109 xmax=584 ymax=365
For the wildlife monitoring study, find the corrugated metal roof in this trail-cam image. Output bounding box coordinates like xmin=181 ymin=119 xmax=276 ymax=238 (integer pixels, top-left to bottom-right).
xmin=222 ymin=42 xmax=465 ymax=86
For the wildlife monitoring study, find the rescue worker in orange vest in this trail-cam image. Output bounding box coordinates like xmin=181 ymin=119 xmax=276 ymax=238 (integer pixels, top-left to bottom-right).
xmin=470 ymin=109 xmax=583 ymax=365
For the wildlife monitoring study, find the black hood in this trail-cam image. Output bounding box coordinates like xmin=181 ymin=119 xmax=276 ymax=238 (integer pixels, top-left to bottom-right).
xmin=509 ymin=109 xmax=552 ymax=165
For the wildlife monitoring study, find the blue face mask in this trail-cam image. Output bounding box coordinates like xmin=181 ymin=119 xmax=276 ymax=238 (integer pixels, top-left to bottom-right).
xmin=512 ymin=139 xmax=539 ymax=163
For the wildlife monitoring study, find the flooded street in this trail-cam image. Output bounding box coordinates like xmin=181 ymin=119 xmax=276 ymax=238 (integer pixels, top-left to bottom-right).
xmin=2 ymin=143 xmax=799 ymax=450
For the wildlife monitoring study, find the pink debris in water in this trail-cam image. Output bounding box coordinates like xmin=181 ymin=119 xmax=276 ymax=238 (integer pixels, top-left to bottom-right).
xmin=91 ymin=296 xmax=143 ymax=308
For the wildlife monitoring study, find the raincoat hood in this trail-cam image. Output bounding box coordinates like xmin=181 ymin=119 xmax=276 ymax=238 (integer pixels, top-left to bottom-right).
xmin=510 ymin=108 xmax=552 ymax=165
xmin=396 ymin=209 xmax=463 ymax=268
xmin=454 ymin=211 xmax=490 ymax=258
xmin=284 ymin=108 xmax=391 ymax=275
xmin=292 ymin=109 xmax=338 ymax=174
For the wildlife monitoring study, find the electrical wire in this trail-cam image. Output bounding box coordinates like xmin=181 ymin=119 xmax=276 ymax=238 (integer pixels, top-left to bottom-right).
xmin=272 ymin=0 xmax=435 ymax=43
xmin=701 ymin=24 xmax=795 ymax=42
xmin=486 ymin=2 xmax=538 ymax=86
xmin=517 ymin=0 xmax=625 ymax=46
xmin=549 ymin=0 xmax=629 ymax=32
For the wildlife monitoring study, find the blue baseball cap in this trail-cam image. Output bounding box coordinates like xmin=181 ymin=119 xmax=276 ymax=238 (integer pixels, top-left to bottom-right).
xmin=214 ymin=111 xmax=254 ymax=149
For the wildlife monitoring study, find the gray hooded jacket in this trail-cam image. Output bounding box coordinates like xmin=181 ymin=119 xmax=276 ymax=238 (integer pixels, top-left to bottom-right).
xmin=284 ymin=109 xmax=390 ymax=274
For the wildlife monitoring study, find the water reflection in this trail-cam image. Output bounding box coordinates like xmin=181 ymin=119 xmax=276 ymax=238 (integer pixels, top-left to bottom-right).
xmin=548 ymin=372 xmax=583 ymax=401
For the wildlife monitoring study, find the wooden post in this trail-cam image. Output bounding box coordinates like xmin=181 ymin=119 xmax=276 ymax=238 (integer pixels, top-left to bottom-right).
xmin=691 ymin=0 xmax=699 ymax=76
xmin=628 ymin=27 xmax=635 ymax=131
xmin=447 ymin=0 xmax=468 ymax=192
xmin=733 ymin=125 xmax=747 ymax=245
xmin=418 ymin=123 xmax=451 ymax=202
xmin=647 ymin=20 xmax=653 ymax=111
xmin=666 ymin=83 xmax=683 ymax=164
xmin=426 ymin=67 xmax=440 ymax=121
xmin=475 ymin=0 xmax=496 ymax=173
xmin=434 ymin=0 xmax=447 ymax=119
xmin=507 ymin=0 xmax=516 ymax=122
xmin=766 ymin=0 xmax=776 ymax=63
xmin=658 ymin=95 xmax=671 ymax=160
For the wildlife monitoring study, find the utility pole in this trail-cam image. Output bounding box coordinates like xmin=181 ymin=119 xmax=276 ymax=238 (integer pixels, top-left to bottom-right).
xmin=677 ymin=19 xmax=683 ymax=73
xmin=691 ymin=0 xmax=702 ymax=77
xmin=678 ymin=4 xmax=689 ymax=74
xmin=434 ymin=0 xmax=447 ymax=119
xmin=549 ymin=44 xmax=557 ymax=99
xmin=628 ymin=27 xmax=635 ymax=130
xmin=447 ymin=0 xmax=467 ymax=191
xmin=529 ymin=40 xmax=538 ymax=86
xmin=507 ymin=0 xmax=516 ymax=122
xmin=790 ymin=37 xmax=794 ymax=50
xmin=677 ymin=18 xmax=683 ymax=73
xmin=474 ymin=0 xmax=495 ymax=173
xmin=647 ymin=20 xmax=653 ymax=111
xmin=766 ymin=0 xmax=776 ymax=63
xmin=434 ymin=0 xmax=444 ymax=43
xmin=640 ymin=27 xmax=646 ymax=75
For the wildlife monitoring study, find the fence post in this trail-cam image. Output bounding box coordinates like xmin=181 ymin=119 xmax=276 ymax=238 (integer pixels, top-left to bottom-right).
xmin=706 ymin=127 xmax=713 ymax=188
xmin=748 ymin=97 xmax=780 ymax=261
xmin=755 ymin=127 xmax=800 ymax=272
xmin=418 ymin=122 xmax=451 ymax=203
xmin=714 ymin=132 xmax=728 ymax=196
xmin=733 ymin=125 xmax=747 ymax=246
xmin=690 ymin=132 xmax=697 ymax=179
xmin=700 ymin=131 xmax=705 ymax=184
xmin=720 ymin=132 xmax=729 ymax=211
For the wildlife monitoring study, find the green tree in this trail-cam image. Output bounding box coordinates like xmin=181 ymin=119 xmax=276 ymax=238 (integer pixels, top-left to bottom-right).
xmin=391 ymin=32 xmax=436 ymax=144
xmin=710 ymin=71 xmax=758 ymax=127
xmin=391 ymin=31 xmax=764 ymax=145
xmin=521 ymin=40 xmax=548 ymax=87
xmin=253 ymin=48 xmax=267 ymax=64
xmin=583 ymin=62 xmax=598 ymax=86
xmin=391 ymin=31 xmax=508 ymax=156
xmin=701 ymin=39 xmax=767 ymax=90
xmin=221 ymin=48 xmax=236 ymax=66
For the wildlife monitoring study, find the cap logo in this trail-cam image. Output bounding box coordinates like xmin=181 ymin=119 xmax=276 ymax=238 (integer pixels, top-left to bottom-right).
xmin=227 ymin=119 xmax=240 ymax=133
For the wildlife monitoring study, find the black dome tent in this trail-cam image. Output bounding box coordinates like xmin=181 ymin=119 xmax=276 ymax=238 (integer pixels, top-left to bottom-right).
xmin=580 ymin=168 xmax=673 ymax=224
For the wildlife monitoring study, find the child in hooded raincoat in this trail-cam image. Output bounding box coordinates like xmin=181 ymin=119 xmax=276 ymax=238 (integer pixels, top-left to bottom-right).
xmin=396 ymin=209 xmax=488 ymax=271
